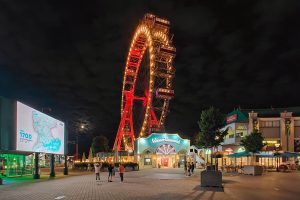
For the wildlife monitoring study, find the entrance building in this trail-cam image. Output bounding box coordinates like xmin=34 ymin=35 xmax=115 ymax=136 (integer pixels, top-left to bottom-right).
xmin=135 ymin=133 xmax=190 ymax=169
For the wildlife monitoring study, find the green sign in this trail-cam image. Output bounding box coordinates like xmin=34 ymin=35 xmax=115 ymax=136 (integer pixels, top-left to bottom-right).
xmin=135 ymin=133 xmax=190 ymax=154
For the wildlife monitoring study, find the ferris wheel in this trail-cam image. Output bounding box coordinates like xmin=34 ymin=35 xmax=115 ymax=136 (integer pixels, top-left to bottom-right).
xmin=113 ymin=13 xmax=176 ymax=152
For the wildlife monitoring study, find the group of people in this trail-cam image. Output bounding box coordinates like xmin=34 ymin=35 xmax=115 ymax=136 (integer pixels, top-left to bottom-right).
xmin=184 ymin=161 xmax=195 ymax=176
xmin=94 ymin=163 xmax=125 ymax=183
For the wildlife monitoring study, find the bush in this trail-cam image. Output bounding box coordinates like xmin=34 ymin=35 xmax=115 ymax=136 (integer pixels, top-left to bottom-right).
xmin=124 ymin=162 xmax=139 ymax=170
xmin=73 ymin=162 xmax=139 ymax=171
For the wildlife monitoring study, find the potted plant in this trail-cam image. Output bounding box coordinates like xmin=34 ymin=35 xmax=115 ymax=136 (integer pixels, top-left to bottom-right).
xmin=240 ymin=130 xmax=264 ymax=175
xmin=196 ymin=107 xmax=228 ymax=188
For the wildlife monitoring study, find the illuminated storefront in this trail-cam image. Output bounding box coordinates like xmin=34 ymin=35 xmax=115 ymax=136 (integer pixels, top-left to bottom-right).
xmin=135 ymin=133 xmax=190 ymax=168
xmin=0 ymin=153 xmax=33 ymax=177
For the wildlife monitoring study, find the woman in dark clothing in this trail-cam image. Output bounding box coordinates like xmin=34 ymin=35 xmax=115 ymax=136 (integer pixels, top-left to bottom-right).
xmin=108 ymin=164 xmax=114 ymax=182
xmin=191 ymin=162 xmax=195 ymax=174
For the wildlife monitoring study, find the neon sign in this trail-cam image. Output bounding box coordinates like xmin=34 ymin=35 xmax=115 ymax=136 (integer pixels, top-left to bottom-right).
xmin=227 ymin=114 xmax=237 ymax=123
xmin=152 ymin=138 xmax=180 ymax=144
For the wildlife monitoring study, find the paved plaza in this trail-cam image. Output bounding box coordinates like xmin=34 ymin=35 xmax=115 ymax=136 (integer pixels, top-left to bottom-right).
xmin=0 ymin=168 xmax=300 ymax=200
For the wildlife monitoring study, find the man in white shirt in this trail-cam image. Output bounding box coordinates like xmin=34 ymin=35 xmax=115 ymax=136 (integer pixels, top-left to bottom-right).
xmin=94 ymin=163 xmax=101 ymax=180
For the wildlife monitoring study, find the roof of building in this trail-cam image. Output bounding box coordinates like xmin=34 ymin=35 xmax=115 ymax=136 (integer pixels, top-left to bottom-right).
xmin=226 ymin=109 xmax=248 ymax=124
xmin=241 ymin=107 xmax=300 ymax=117
xmin=227 ymin=107 xmax=300 ymax=123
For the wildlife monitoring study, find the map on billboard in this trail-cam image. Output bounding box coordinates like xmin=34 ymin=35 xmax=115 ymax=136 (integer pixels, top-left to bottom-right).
xmin=16 ymin=102 xmax=65 ymax=154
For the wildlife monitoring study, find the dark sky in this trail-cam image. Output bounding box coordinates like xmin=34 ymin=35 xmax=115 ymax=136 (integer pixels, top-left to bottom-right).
xmin=1 ymin=0 xmax=300 ymax=154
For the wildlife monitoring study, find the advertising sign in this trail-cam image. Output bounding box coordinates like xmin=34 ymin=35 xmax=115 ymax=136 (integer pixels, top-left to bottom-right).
xmin=227 ymin=114 xmax=237 ymax=123
xmin=16 ymin=102 xmax=65 ymax=154
xmin=136 ymin=133 xmax=190 ymax=154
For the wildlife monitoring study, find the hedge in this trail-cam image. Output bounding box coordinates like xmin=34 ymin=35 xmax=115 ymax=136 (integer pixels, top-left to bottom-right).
xmin=73 ymin=162 xmax=139 ymax=170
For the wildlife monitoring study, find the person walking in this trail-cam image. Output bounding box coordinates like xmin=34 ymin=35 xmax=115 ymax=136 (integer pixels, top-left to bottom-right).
xmin=187 ymin=162 xmax=191 ymax=176
xmin=184 ymin=161 xmax=187 ymax=176
xmin=191 ymin=162 xmax=195 ymax=174
xmin=108 ymin=164 xmax=114 ymax=182
xmin=94 ymin=163 xmax=101 ymax=181
xmin=119 ymin=163 xmax=125 ymax=182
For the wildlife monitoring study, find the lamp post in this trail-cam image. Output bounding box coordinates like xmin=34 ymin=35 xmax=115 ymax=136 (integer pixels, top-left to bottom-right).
xmin=285 ymin=119 xmax=291 ymax=152
xmin=75 ymin=124 xmax=85 ymax=161
xmin=76 ymin=134 xmax=79 ymax=160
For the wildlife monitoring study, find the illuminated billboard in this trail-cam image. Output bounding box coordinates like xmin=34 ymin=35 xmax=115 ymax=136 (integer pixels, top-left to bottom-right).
xmin=16 ymin=102 xmax=65 ymax=154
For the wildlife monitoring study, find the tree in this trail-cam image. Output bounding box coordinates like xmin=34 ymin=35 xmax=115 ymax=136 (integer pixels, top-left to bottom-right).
xmin=88 ymin=146 xmax=93 ymax=162
xmin=92 ymin=135 xmax=109 ymax=154
xmin=82 ymin=152 xmax=86 ymax=162
xmin=196 ymin=107 xmax=228 ymax=170
xmin=177 ymin=132 xmax=190 ymax=140
xmin=240 ymin=130 xmax=264 ymax=165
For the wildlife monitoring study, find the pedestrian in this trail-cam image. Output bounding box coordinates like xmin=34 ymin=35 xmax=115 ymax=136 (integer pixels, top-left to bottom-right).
xmin=191 ymin=162 xmax=195 ymax=174
xmin=94 ymin=163 xmax=101 ymax=181
xmin=187 ymin=162 xmax=191 ymax=176
xmin=112 ymin=163 xmax=116 ymax=176
xmin=108 ymin=164 xmax=114 ymax=182
xmin=184 ymin=161 xmax=187 ymax=176
xmin=119 ymin=163 xmax=125 ymax=182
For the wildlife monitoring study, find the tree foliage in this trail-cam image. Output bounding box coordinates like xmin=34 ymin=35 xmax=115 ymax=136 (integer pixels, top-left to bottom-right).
xmin=92 ymin=135 xmax=109 ymax=153
xmin=196 ymin=107 xmax=228 ymax=148
xmin=177 ymin=132 xmax=190 ymax=140
xmin=241 ymin=130 xmax=264 ymax=154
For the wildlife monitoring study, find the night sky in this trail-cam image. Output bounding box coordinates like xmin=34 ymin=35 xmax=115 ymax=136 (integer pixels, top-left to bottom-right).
xmin=1 ymin=0 xmax=300 ymax=154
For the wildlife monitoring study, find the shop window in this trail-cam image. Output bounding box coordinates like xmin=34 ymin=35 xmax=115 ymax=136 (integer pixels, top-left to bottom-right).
xmin=144 ymin=150 xmax=152 ymax=155
xmin=260 ymin=121 xmax=280 ymax=128
xmin=273 ymin=121 xmax=280 ymax=127
xmin=295 ymin=140 xmax=300 ymax=152
xmin=144 ymin=158 xmax=152 ymax=165
xmin=0 ymin=154 xmax=33 ymax=177
xmin=236 ymin=132 xmax=243 ymax=137
xmin=226 ymin=126 xmax=234 ymax=139
xmin=295 ymin=120 xmax=300 ymax=127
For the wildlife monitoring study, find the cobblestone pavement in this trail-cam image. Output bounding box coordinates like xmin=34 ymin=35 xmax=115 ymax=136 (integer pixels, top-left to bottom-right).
xmin=1 ymin=168 xmax=300 ymax=200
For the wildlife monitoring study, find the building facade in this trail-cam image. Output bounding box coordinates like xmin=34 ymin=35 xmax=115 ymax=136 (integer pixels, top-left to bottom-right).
xmin=222 ymin=108 xmax=300 ymax=153
xmin=217 ymin=108 xmax=300 ymax=167
xmin=134 ymin=133 xmax=190 ymax=168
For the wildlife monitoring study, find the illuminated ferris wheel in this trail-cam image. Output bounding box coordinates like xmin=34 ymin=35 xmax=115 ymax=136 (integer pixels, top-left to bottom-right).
xmin=113 ymin=13 xmax=176 ymax=152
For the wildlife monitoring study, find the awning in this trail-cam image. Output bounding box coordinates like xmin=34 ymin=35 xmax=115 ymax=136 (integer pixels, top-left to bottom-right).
xmin=258 ymin=152 xmax=300 ymax=158
xmin=227 ymin=151 xmax=300 ymax=158
xmin=227 ymin=152 xmax=251 ymax=157
xmin=275 ymin=152 xmax=300 ymax=157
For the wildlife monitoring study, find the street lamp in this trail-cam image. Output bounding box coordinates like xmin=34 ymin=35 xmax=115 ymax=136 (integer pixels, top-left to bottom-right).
xmin=285 ymin=119 xmax=291 ymax=152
